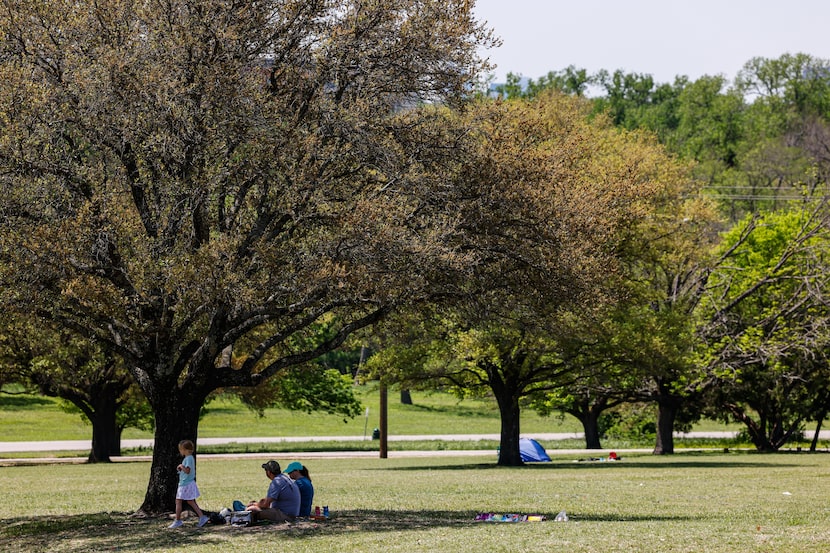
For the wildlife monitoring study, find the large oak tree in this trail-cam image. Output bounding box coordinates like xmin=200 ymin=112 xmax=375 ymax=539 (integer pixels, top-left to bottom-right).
xmin=0 ymin=0 xmax=494 ymax=514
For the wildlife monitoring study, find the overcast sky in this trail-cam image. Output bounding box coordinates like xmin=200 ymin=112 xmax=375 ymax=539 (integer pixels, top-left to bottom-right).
xmin=471 ymin=0 xmax=830 ymax=85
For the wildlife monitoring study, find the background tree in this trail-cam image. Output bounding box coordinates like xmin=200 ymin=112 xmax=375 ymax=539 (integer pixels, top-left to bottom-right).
xmin=700 ymin=207 xmax=830 ymax=450
xmin=0 ymin=0 xmax=495 ymax=514
xmin=735 ymin=54 xmax=830 ymax=118
xmin=525 ymin=146 xmax=719 ymax=454
xmin=508 ymin=56 xmax=830 ymax=447
xmin=367 ymin=91 xmax=688 ymax=465
xmin=233 ymin=318 xmax=364 ymax=419
xmin=525 ymin=330 xmax=629 ymax=450
xmin=0 ymin=315 xmax=152 ymax=462
xmin=670 ymin=75 xmax=745 ymax=173
xmin=486 ymin=66 xmax=600 ymax=100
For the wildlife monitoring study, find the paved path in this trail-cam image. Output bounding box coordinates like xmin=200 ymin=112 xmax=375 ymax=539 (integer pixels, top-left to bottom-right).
xmin=0 ymin=434 xmax=572 ymax=465
xmin=4 ymin=430 xmax=827 ymax=465
xmin=0 ymin=431 xmax=758 ymax=453
xmin=0 ymin=432 xmax=578 ymax=453
xmin=3 ymin=430 xmax=827 ymax=457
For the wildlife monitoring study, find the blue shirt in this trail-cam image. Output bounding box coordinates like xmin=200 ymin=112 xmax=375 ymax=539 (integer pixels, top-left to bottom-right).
xmin=178 ymin=454 xmax=196 ymax=486
xmin=294 ymin=477 xmax=314 ymax=517
xmin=266 ymin=473 xmax=300 ymax=517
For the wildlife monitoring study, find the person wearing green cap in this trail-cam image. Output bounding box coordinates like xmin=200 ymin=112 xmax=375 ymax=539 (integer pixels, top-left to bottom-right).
xmin=246 ymin=460 xmax=300 ymax=522
xmin=285 ymin=462 xmax=314 ymax=518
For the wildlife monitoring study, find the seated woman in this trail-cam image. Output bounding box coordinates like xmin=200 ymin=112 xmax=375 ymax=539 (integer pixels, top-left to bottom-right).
xmin=284 ymin=461 xmax=314 ymax=517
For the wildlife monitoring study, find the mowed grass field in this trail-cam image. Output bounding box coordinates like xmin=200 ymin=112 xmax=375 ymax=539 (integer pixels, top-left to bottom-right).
xmin=1 ymin=386 xmax=750 ymax=445
xmin=1 ymin=452 xmax=830 ymax=552
xmin=2 ymin=387 xmax=829 ymax=551
xmin=1 ymin=385 xmax=813 ymax=458
xmin=0 ymin=387 xmax=586 ymax=443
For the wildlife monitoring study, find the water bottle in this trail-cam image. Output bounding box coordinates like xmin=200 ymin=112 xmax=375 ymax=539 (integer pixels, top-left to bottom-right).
xmin=323 ymin=506 xmax=329 ymax=518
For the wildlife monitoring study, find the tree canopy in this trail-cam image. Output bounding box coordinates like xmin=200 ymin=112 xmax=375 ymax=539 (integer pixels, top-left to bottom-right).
xmin=365 ymin=91 xmax=695 ymax=464
xmin=700 ymin=206 xmax=830 ymax=450
xmin=0 ymin=0 xmax=495 ymax=513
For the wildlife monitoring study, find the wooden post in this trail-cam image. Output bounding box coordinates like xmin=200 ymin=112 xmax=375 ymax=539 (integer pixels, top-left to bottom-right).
xmin=379 ymin=381 xmax=388 ymax=459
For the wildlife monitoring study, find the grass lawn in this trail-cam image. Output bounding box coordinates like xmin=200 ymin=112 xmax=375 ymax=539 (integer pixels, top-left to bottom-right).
xmin=1 ymin=452 xmax=829 ymax=552
xmin=0 ymin=387 xmax=588 ymax=443
xmin=2 ymin=386 xmax=749 ymax=444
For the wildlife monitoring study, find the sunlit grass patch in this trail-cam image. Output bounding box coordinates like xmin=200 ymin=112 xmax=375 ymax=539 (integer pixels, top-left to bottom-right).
xmin=2 ymin=453 xmax=830 ymax=552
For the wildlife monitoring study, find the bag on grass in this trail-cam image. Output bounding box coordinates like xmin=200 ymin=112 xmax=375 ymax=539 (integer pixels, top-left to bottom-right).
xmin=230 ymin=511 xmax=253 ymax=527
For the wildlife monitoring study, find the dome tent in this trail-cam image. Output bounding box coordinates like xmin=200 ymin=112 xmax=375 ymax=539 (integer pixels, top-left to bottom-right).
xmin=519 ymin=438 xmax=551 ymax=462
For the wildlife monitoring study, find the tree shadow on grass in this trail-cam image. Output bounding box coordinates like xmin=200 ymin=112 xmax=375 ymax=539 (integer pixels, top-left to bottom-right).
xmin=0 ymin=508 xmax=701 ymax=551
xmin=379 ymin=456 xmax=799 ymax=471
xmin=397 ymin=403 xmax=496 ymax=418
xmin=0 ymin=513 xmax=225 ymax=553
xmin=289 ymin=509 xmax=694 ymax=534
xmin=0 ymin=512 xmax=309 ymax=552
xmin=571 ymin=512 xmax=696 ymax=522
xmin=0 ymin=395 xmax=54 ymax=408
xmin=0 ymin=510 xmax=472 ymax=552
xmin=555 ymin=460 xmax=797 ymax=470
xmin=374 ymin=460 xmax=784 ymax=472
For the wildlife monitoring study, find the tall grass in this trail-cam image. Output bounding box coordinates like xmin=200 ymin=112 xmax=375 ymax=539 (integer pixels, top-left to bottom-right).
xmin=1 ymin=452 xmax=829 ymax=552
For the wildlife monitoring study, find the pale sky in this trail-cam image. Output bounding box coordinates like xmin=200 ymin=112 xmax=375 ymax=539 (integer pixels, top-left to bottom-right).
xmin=472 ymin=0 xmax=830 ymax=85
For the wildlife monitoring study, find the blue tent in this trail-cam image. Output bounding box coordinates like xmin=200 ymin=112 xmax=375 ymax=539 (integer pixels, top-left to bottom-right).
xmin=519 ymin=438 xmax=551 ymax=462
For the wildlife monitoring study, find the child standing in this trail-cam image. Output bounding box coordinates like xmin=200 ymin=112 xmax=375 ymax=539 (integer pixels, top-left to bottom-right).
xmin=168 ymin=439 xmax=209 ymax=529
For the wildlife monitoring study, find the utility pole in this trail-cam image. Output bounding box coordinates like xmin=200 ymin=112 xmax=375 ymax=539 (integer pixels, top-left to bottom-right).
xmin=379 ymin=381 xmax=388 ymax=459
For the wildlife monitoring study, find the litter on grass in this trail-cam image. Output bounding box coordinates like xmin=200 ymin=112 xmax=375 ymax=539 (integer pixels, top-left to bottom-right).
xmin=475 ymin=513 xmax=547 ymax=522
xmin=575 ymin=452 xmax=621 ymax=463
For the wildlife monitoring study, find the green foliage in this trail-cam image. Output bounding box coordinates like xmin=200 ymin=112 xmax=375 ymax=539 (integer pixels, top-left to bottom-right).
xmin=228 ymin=316 xmax=365 ymax=419
xmin=672 ymin=75 xmax=745 ymax=166
xmin=114 ymin=386 xmax=155 ymax=433
xmin=234 ymin=367 xmax=363 ymax=420
xmin=490 ymin=67 xmax=600 ymax=99
xmin=0 ymin=313 xmax=153 ymax=441
xmin=736 ymin=53 xmax=830 ymax=118
xmin=600 ymin=403 xmax=657 ymax=440
xmin=700 ymin=207 xmax=830 ymax=450
xmin=512 ymin=55 xmax=830 ymax=450
xmin=491 ymin=72 xmax=526 ymax=99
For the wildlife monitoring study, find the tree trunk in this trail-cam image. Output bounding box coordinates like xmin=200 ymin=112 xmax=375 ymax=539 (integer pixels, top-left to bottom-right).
xmin=495 ymin=392 xmax=523 ymax=466
xmin=567 ymin=398 xmax=606 ymax=449
xmin=137 ymin=388 xmax=204 ymax=516
xmin=725 ymin=403 xmax=775 ymax=452
xmin=810 ymin=414 xmax=825 ymax=452
xmin=400 ymin=389 xmax=412 ymax=405
xmin=769 ymin=414 xmax=785 ymax=448
xmin=653 ymin=398 xmax=678 ymax=455
xmin=580 ymin=409 xmax=603 ymax=450
xmin=34 ymin=367 xmax=131 ymax=464
xmin=379 ymin=382 xmax=388 ymax=459
xmin=87 ymin=393 xmax=122 ymax=463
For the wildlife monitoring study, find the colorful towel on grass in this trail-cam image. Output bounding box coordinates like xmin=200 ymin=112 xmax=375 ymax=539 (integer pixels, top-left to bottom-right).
xmin=475 ymin=513 xmax=546 ymax=522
